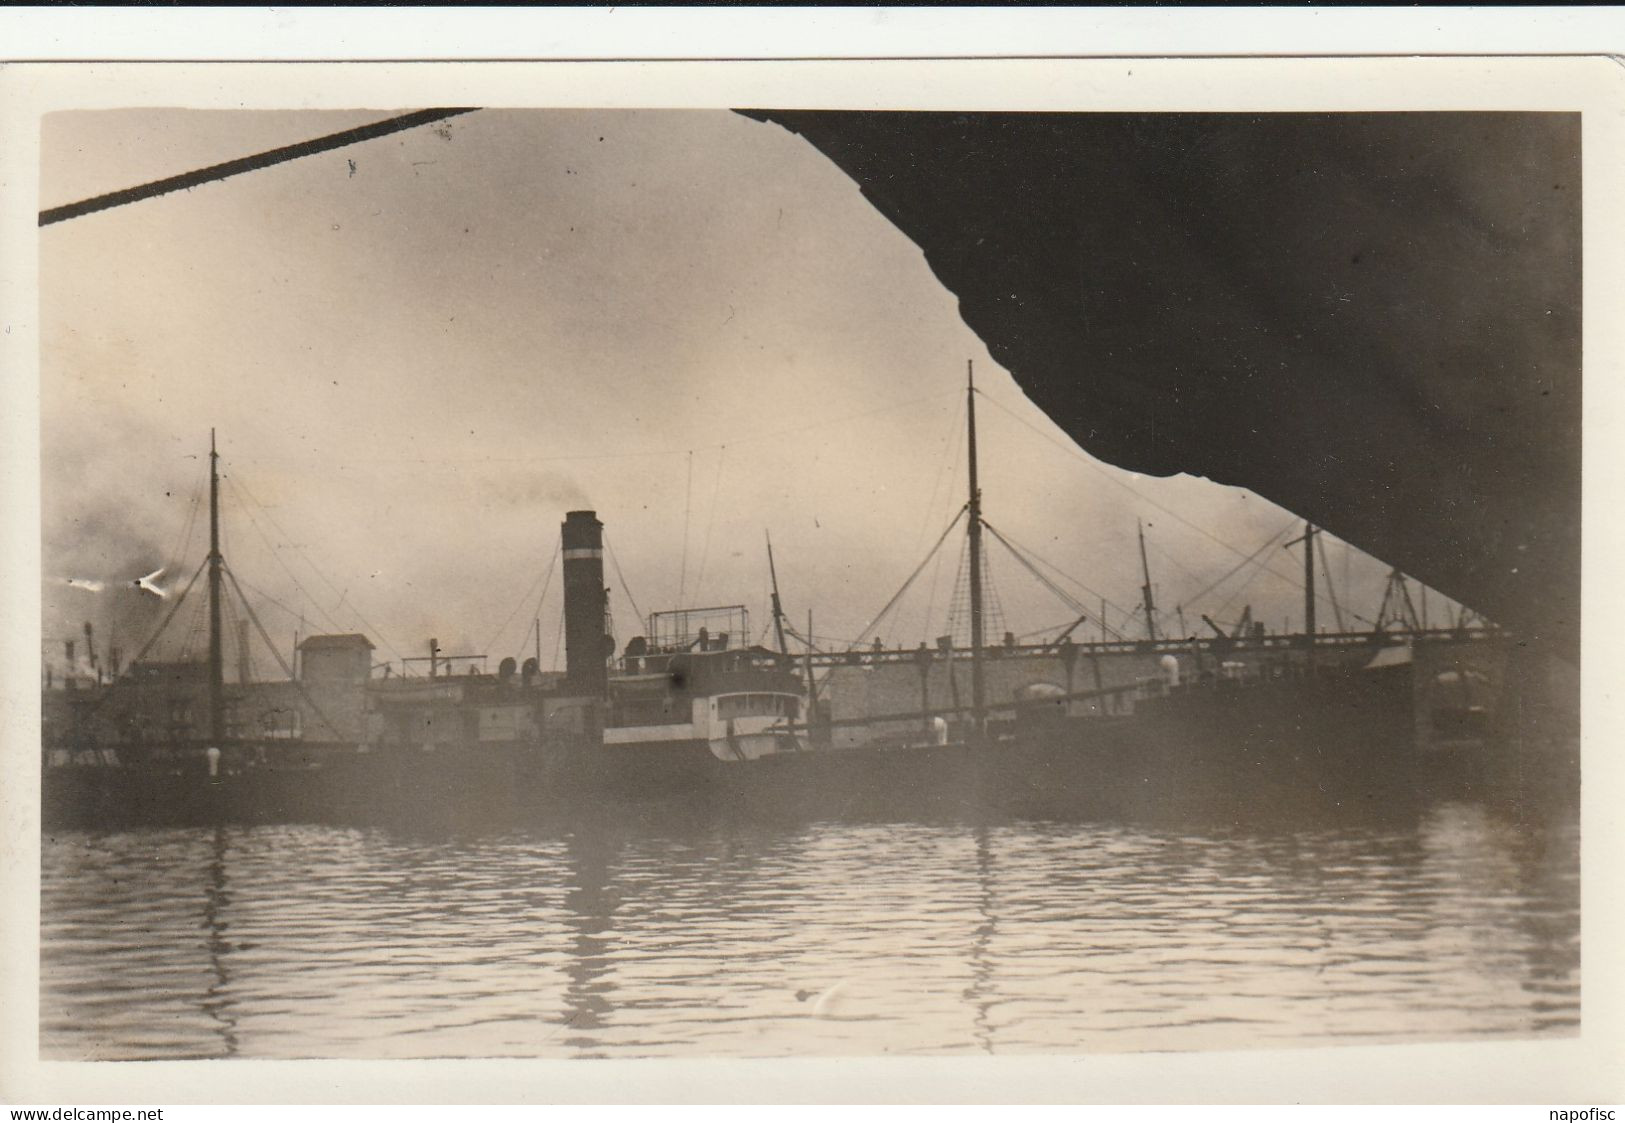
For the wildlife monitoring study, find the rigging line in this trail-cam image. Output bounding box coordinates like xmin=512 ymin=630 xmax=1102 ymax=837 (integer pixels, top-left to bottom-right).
xmin=40 ymin=108 xmax=479 ymax=227
xmin=224 ymin=477 xmax=349 ymax=637
xmin=848 ymin=504 xmax=968 ymax=652
xmin=1017 ymin=619 xmax=1094 ymax=642
xmin=169 ymin=485 xmax=202 ymax=571
xmin=981 ymin=522 xmax=1129 ymax=642
xmin=162 ymin=482 xmax=204 ymax=583
xmin=71 ymin=557 xmax=210 ymax=721
xmin=228 ymin=570 xmax=322 ymax=632
xmin=224 ymin=565 xmax=344 ymax=739
xmin=1176 ymin=517 xmax=1300 ymax=610
xmin=678 ymin=450 xmax=693 ymax=606
xmin=229 ymin=474 xmax=339 ymax=598
xmin=529 ymin=539 xmax=562 ymax=649
xmin=780 ymin=624 xmax=845 ymax=655
xmin=1317 ymin=530 xmax=1347 ymax=634
xmin=942 ymin=532 xmax=971 ymax=640
xmin=973 ymin=389 xmax=1315 ymax=590
xmin=603 ymin=534 xmax=645 ymax=632
xmin=552 ymin=605 xmax=567 ymax=673
xmin=1343 ymin=538 xmax=1352 ymax=618
xmin=1278 ymin=534 xmax=1376 ymax=627
xmin=230 ymin=473 xmax=409 ymax=664
xmin=481 ymin=542 xmax=549 ymax=656
xmin=221 ymin=583 xmax=243 ymax=680
xmin=981 ymin=523 xmax=1088 ymax=617
xmin=123 ymin=558 xmax=209 ymax=671
xmin=1145 ymin=535 xmax=1206 ymax=587
xmin=917 ymin=394 xmax=967 ymax=640
xmin=179 ymin=584 xmax=210 ymax=661
xmin=912 ymin=390 xmax=966 ymax=558
xmin=1107 ymin=604 xmax=1139 ymax=637
xmin=1211 ymin=549 xmax=1280 ymax=620
xmin=690 ymin=445 xmax=727 ymax=607
xmin=978 ymin=520 xmax=1133 ymax=624
xmin=920 ymin=526 xmax=953 ymax=645
xmin=483 ymin=537 xmax=559 ymax=658
xmin=219 ymin=484 xmax=237 ymax=578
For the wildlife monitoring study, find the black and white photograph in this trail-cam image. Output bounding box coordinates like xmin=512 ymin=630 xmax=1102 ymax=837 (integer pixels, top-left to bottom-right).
xmin=4 ymin=50 xmax=1622 ymax=1104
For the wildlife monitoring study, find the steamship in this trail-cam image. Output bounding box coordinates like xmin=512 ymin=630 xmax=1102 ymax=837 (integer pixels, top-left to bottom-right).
xmin=40 ymin=452 xmax=816 ymax=825
xmin=42 ymin=370 xmax=1574 ymax=828
xmin=358 ymin=509 xmax=810 ymax=804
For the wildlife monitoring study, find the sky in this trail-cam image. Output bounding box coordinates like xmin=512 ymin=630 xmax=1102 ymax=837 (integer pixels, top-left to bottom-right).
xmin=39 ymin=108 xmax=1455 ymax=678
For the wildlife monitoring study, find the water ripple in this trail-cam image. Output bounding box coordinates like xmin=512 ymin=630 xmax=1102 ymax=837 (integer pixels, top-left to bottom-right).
xmin=41 ymin=800 xmax=1579 ymax=1059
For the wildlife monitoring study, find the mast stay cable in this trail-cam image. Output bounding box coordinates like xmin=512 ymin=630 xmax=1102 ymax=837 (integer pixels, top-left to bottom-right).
xmin=978 ymin=520 xmax=1134 ymax=626
xmin=981 ymin=521 xmax=1133 ymax=642
xmin=482 ymin=536 xmax=560 ymax=658
xmin=224 ymin=477 xmax=351 ymax=637
xmin=122 ymin=558 xmax=209 ymax=671
xmin=690 ymin=445 xmax=727 ymax=607
xmin=846 ymin=504 xmax=968 ymax=652
xmin=678 ymin=450 xmax=694 ymax=606
xmin=224 ymin=564 xmax=344 ymax=739
xmin=229 ymin=474 xmax=410 ymax=665
xmin=160 ymin=482 xmax=204 ymax=588
xmin=603 ymin=534 xmax=645 ymax=633
xmin=1317 ymin=531 xmax=1348 ymax=633
xmin=1176 ymin=517 xmax=1300 ymax=610
xmin=973 ymin=390 xmax=1328 ymax=595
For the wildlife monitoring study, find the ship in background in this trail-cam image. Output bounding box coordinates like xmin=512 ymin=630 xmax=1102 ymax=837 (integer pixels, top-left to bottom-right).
xmin=767 ymin=363 xmax=1577 ymax=817
xmin=41 ymin=378 xmax=1578 ymax=828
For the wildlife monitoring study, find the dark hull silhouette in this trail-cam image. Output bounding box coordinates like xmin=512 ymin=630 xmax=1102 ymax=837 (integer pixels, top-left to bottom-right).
xmin=42 ymin=660 xmax=1574 ymax=833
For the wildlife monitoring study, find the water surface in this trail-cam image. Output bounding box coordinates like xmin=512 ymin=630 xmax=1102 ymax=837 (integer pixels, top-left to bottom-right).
xmin=41 ymin=800 xmax=1579 ymax=1060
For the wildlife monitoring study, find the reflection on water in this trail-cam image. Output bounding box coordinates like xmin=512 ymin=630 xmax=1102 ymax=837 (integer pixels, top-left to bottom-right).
xmin=200 ymin=826 xmax=238 ymax=1057
xmin=40 ymin=798 xmax=1579 ymax=1060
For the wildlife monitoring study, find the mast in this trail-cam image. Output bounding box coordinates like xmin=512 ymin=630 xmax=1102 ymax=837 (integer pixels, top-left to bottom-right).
xmin=1137 ymin=519 xmax=1159 ymax=643
xmin=766 ymin=531 xmax=789 ymax=655
xmin=804 ymin=609 xmax=816 ymax=706
xmin=1285 ymin=521 xmax=1318 ymax=660
xmin=207 ymin=429 xmax=225 ymax=746
xmin=1316 ymin=530 xmax=1346 ymax=634
xmin=1303 ymin=522 xmax=1317 ymax=644
xmin=1397 ymin=571 xmax=1421 ymax=632
xmin=965 ymin=360 xmax=986 ymax=738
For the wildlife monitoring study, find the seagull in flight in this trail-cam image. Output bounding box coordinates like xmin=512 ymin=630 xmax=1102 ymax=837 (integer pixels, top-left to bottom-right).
xmin=63 ymin=577 xmax=106 ymax=593
xmin=133 ymin=567 xmax=168 ymax=599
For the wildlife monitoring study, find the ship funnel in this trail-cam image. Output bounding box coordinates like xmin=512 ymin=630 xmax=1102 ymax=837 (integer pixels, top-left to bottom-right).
xmin=562 ymin=510 xmax=610 ymax=697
